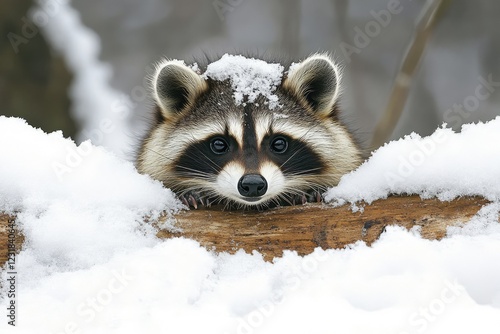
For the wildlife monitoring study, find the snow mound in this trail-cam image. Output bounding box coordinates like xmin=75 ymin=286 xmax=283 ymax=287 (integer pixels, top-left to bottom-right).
xmin=0 ymin=116 xmax=180 ymax=277
xmin=203 ymin=54 xmax=284 ymax=109
xmin=326 ymin=116 xmax=500 ymax=205
xmin=1 ymin=116 xmax=500 ymax=333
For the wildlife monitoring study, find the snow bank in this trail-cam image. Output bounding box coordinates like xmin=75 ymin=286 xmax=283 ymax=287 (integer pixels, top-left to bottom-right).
xmin=203 ymin=54 xmax=284 ymax=109
xmin=1 ymin=116 xmax=500 ymax=333
xmin=0 ymin=116 xmax=179 ymax=278
xmin=326 ymin=116 xmax=500 ymax=206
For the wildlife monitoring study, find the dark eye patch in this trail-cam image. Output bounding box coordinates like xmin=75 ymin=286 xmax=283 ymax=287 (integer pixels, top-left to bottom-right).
xmin=174 ymin=135 xmax=238 ymax=177
xmin=264 ymin=134 xmax=324 ymax=176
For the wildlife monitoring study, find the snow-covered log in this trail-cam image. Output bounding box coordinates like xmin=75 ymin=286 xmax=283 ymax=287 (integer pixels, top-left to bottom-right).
xmin=1 ymin=195 xmax=490 ymax=265
xmin=157 ymin=196 xmax=490 ymax=260
xmin=1 ymin=116 xmax=500 ymax=332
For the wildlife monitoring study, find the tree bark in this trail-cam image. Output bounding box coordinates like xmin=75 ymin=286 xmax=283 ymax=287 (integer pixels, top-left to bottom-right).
xmin=0 ymin=196 xmax=492 ymax=265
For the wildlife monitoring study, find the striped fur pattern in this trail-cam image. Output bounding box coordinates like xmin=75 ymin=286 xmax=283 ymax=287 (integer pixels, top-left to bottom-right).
xmin=137 ymin=54 xmax=362 ymax=208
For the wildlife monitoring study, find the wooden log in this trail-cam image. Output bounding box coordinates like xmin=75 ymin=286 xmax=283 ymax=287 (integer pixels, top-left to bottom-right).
xmin=157 ymin=195 xmax=490 ymax=260
xmin=0 ymin=196 xmax=492 ymax=266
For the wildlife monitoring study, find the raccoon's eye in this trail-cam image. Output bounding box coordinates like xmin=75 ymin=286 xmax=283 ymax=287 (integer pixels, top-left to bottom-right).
xmin=270 ymin=137 xmax=288 ymax=154
xmin=210 ymin=138 xmax=229 ymax=154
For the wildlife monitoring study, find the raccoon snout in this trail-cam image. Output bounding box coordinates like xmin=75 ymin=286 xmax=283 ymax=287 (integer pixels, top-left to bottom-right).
xmin=237 ymin=174 xmax=268 ymax=197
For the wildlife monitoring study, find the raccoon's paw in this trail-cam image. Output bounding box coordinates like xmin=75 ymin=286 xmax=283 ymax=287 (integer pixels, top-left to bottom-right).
xmin=178 ymin=192 xmax=208 ymax=209
xmin=306 ymin=190 xmax=324 ymax=203
xmin=287 ymin=190 xmax=323 ymax=206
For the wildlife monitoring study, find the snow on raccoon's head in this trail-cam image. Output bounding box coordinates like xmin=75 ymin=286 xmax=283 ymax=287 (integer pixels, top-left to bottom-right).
xmin=137 ymin=53 xmax=362 ymax=208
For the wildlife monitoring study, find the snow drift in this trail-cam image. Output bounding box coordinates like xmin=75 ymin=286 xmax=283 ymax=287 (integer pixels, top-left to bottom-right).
xmin=1 ymin=116 xmax=500 ymax=334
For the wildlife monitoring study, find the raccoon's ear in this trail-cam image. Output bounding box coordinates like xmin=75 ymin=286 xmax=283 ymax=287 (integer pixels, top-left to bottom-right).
xmin=283 ymin=54 xmax=341 ymax=117
xmin=152 ymin=60 xmax=207 ymax=118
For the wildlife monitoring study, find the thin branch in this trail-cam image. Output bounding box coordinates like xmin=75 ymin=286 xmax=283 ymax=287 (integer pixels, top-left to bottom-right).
xmin=370 ymin=0 xmax=453 ymax=151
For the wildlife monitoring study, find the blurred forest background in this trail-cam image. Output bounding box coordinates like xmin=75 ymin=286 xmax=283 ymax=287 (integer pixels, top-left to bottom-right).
xmin=1 ymin=0 xmax=499 ymax=155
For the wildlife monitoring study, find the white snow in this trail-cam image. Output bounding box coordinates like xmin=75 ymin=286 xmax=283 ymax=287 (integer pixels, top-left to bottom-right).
xmin=1 ymin=115 xmax=500 ymax=333
xmin=203 ymin=54 xmax=284 ymax=109
xmin=325 ymin=117 xmax=500 ymax=205
xmin=272 ymin=112 xmax=290 ymax=120
xmin=0 ymin=117 xmax=180 ymax=276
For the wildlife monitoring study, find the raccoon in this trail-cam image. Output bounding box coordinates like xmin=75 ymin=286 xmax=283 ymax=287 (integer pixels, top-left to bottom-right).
xmin=136 ymin=53 xmax=363 ymax=209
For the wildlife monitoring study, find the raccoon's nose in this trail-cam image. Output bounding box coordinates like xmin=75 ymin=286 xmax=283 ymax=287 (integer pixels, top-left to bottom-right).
xmin=238 ymin=174 xmax=268 ymax=197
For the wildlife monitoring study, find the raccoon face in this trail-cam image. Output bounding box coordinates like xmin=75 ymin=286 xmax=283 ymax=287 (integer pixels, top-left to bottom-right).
xmin=137 ymin=54 xmax=362 ymax=208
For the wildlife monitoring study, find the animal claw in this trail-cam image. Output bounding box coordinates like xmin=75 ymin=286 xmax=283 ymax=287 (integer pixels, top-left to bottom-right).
xmin=179 ymin=195 xmax=189 ymax=207
xmin=188 ymin=195 xmax=198 ymax=209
